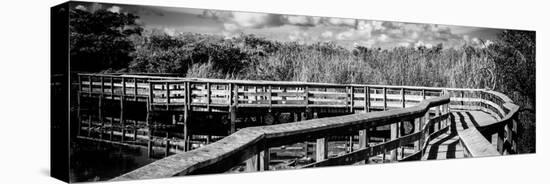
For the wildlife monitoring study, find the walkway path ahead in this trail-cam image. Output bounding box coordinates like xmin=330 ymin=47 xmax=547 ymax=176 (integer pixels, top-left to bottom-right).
xmin=422 ymin=111 xmax=498 ymax=160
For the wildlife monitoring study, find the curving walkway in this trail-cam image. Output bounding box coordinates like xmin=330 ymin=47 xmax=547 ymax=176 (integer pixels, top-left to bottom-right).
xmin=421 ymin=111 xmax=497 ymax=160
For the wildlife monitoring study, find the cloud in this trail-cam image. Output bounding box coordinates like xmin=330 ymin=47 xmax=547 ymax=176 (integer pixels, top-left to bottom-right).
xmin=321 ymin=31 xmax=333 ymax=38
xmin=378 ymin=34 xmax=389 ymax=42
xmin=107 ymin=6 xmax=121 ymax=13
xmin=336 ymin=30 xmax=354 ymax=40
xmin=223 ymin=23 xmax=240 ymax=31
xmin=75 ymin=5 xmax=87 ymax=11
xmin=285 ymin=15 xmax=321 ymax=27
xmin=327 ymin=18 xmax=357 ymax=27
xmin=398 ymin=42 xmax=411 ymax=47
xmin=371 ymin=21 xmax=385 ymax=31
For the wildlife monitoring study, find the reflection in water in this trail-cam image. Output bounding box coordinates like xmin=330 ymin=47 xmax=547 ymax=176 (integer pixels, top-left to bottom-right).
xmin=69 ymin=139 xmax=157 ymax=182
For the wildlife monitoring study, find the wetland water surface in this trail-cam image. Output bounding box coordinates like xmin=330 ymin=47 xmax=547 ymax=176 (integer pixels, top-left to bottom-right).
xmin=69 ymin=139 xmax=158 ymax=182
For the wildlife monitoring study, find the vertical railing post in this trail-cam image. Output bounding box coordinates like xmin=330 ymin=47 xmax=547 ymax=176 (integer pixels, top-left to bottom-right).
xmin=349 ymin=86 xmax=355 ymax=113
xmin=110 ymin=76 xmax=114 ymax=98
xmin=166 ymin=82 xmax=171 ymax=104
xmin=401 ymin=88 xmax=406 ymax=108
xmin=305 ymin=85 xmax=309 ymax=108
xmin=364 ymin=86 xmax=370 ymax=113
xmin=422 ymin=89 xmax=426 ymax=100
xmin=120 ymin=80 xmax=125 ymax=143
xmin=268 ymin=85 xmax=272 ymax=109
xmin=206 ymin=82 xmax=211 ymax=111
xmin=512 ymin=115 xmax=518 ymax=153
xmin=133 ymin=77 xmax=138 ymax=101
xmin=260 ymin=145 xmax=270 ymax=171
xmin=78 ymin=74 xmax=82 ymax=92
xmin=414 ymin=117 xmax=421 ymax=151
xmin=383 ymin=87 xmax=387 ymax=110
xmin=390 ymin=121 xmax=398 ymax=161
xmin=149 ymin=82 xmax=154 ymax=104
xmin=245 ymin=154 xmax=260 ymax=172
xmin=497 ymin=128 xmax=505 ymax=155
xmin=359 ymin=128 xmax=369 ymax=163
xmin=229 ymin=83 xmax=238 ymax=134
xmin=122 ymin=78 xmax=126 ymax=96
xmin=98 ymin=95 xmax=103 ymax=139
xmin=316 ymin=137 xmax=328 ymax=162
xmin=88 ymin=75 xmax=93 ymax=95
xmin=100 ymin=76 xmax=104 ymax=94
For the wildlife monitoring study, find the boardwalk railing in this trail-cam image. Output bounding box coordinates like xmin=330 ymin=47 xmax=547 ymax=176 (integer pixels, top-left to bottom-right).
xmin=78 ymin=73 xmax=444 ymax=111
xmin=74 ymin=73 xmax=520 ymax=181
xmin=112 ymin=95 xmax=450 ymax=181
xmin=446 ymin=89 xmax=520 ymax=156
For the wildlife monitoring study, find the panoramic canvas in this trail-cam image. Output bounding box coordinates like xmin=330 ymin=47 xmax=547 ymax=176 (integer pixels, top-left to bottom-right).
xmin=50 ymin=1 xmax=536 ymax=183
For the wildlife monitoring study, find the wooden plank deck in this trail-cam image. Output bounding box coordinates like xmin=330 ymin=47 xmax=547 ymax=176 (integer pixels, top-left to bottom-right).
xmin=422 ymin=111 xmax=498 ymax=160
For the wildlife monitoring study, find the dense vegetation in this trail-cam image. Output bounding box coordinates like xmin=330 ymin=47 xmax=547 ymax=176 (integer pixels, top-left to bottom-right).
xmin=69 ymin=9 xmax=535 ymax=153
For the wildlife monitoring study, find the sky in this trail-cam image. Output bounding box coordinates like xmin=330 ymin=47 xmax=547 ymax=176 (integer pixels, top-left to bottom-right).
xmin=70 ymin=2 xmax=505 ymax=49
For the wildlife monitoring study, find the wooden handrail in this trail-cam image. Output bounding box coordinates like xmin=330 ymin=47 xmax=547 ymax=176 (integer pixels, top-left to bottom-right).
xmin=111 ymin=95 xmax=450 ymax=181
xmin=458 ymin=128 xmax=500 ymax=157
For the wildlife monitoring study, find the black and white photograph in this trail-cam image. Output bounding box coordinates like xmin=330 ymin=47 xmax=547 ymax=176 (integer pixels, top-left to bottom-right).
xmin=47 ymin=0 xmax=537 ymax=183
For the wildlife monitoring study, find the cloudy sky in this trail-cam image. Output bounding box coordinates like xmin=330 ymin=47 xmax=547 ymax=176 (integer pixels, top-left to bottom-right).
xmin=71 ymin=2 xmax=504 ymax=49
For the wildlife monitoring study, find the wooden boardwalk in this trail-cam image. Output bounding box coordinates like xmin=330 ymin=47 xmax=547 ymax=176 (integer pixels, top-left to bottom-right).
xmin=422 ymin=111 xmax=498 ymax=160
xmin=71 ymin=73 xmax=521 ymax=181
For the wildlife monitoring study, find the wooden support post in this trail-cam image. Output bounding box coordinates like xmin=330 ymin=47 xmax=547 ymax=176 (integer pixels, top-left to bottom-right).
xmin=98 ymin=96 xmax=103 ymax=139
xmin=390 ymin=122 xmax=398 ymax=161
xmin=316 ymin=138 xmax=328 ymax=162
xmin=100 ymin=76 xmax=104 ymax=94
xmin=347 ymin=136 xmax=354 ymax=153
xmin=260 ymin=147 xmax=270 ymax=171
xmin=414 ymin=118 xmax=421 ymax=151
xmin=382 ymin=138 xmax=386 ymax=162
xmin=88 ymin=75 xmax=92 ymax=95
xmin=359 ymin=129 xmax=369 ymax=164
xmin=134 ymin=119 xmax=138 ymax=141
xmin=512 ymin=117 xmax=518 ymax=153
xmin=122 ymin=77 xmax=126 ymax=96
xmin=76 ymin=91 xmax=82 ymax=136
xmin=245 ymin=154 xmax=259 ymax=172
xmin=110 ymin=76 xmax=114 ymax=98
xmin=147 ymin=133 xmax=153 ymax=158
xmin=183 ymin=104 xmax=189 ymax=152
xmin=165 ymin=139 xmax=170 ymax=157
xmin=506 ymin=122 xmax=513 ymax=154
xmin=440 ymin=106 xmax=443 ymax=131
xmin=497 ymin=129 xmax=505 ymax=155
xmin=120 ymin=94 xmax=125 ymax=142
xmin=230 ymin=106 xmax=236 ymax=134
xmin=172 ymin=114 xmax=176 ymax=125
xmin=110 ymin=116 xmax=114 ymax=140
xmin=87 ymin=115 xmax=92 ymax=137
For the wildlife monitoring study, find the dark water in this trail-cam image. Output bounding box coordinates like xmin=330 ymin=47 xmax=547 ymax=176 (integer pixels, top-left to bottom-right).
xmin=69 ymin=139 xmax=158 ymax=182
